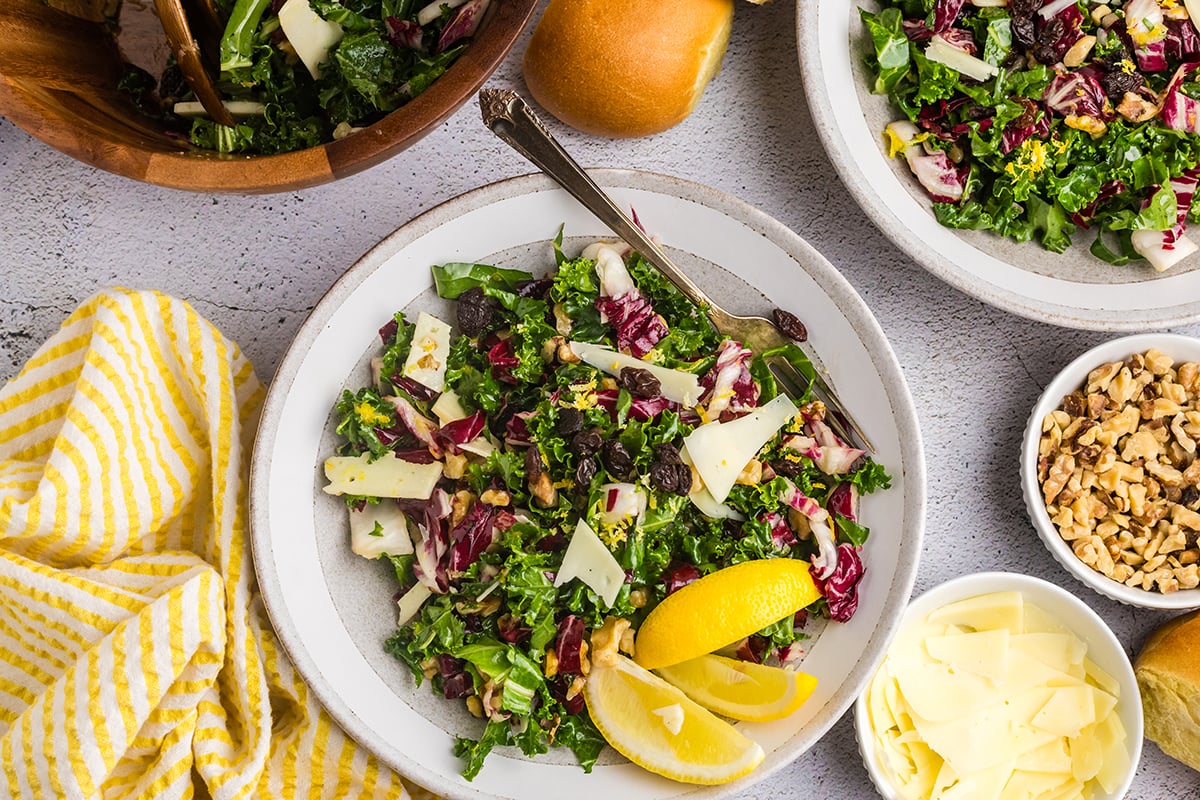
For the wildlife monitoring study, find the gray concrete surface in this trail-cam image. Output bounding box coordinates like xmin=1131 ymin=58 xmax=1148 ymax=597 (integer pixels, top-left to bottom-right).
xmin=1 ymin=0 xmax=1198 ymax=797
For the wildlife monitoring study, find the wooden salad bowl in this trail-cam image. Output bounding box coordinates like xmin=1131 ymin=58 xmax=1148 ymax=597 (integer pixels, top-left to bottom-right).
xmin=0 ymin=0 xmax=538 ymax=194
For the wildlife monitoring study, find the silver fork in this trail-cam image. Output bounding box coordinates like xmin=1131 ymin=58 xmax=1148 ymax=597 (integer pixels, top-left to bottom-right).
xmin=478 ymin=89 xmax=873 ymax=452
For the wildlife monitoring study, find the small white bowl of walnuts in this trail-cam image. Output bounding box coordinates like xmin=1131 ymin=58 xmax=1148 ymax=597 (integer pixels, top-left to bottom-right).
xmin=1022 ymin=333 xmax=1200 ymax=609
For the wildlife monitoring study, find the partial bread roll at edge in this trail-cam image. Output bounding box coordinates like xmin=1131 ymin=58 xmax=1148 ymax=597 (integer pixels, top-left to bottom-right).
xmin=522 ymin=0 xmax=734 ymax=138
xmin=1135 ymin=609 xmax=1200 ymax=772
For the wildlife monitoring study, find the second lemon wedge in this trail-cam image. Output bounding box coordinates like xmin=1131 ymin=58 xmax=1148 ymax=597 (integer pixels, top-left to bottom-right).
xmin=656 ymin=654 xmax=818 ymax=722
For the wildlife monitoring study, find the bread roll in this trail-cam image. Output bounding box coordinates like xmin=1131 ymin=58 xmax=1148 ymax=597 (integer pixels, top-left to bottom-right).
xmin=522 ymin=0 xmax=734 ymax=138
xmin=1135 ymin=609 xmax=1200 ymax=771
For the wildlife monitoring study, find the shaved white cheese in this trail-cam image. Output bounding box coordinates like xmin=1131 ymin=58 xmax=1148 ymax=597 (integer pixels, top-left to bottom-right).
xmin=460 ymin=437 xmax=496 ymax=458
xmin=925 ymin=36 xmax=999 ymax=82
xmin=679 ymin=445 xmax=745 ymax=520
xmin=569 ymin=341 xmax=702 ymax=407
xmin=431 ymin=389 xmax=468 ymax=424
xmin=553 ymin=518 xmax=625 ymax=608
xmin=348 ymin=502 xmax=413 ymax=558
xmin=278 ymin=0 xmax=344 ymax=79
xmin=401 ymin=312 xmax=452 ymax=392
xmin=682 ymin=394 xmax=798 ymax=504
xmin=323 ymin=453 xmax=442 ymax=499
xmin=172 ymin=100 xmax=266 ymax=118
xmin=396 ymin=582 xmax=432 ymax=627
xmin=1188 ymin=0 xmax=1200 ymax=36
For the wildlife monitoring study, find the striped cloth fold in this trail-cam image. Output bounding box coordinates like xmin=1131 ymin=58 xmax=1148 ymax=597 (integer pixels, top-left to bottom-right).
xmin=0 ymin=290 xmax=431 ymax=800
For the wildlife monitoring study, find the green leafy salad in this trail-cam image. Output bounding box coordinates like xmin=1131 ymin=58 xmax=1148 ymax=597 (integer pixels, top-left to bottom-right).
xmin=860 ymin=0 xmax=1200 ymax=270
xmin=126 ymin=0 xmax=487 ymax=154
xmin=322 ymin=232 xmax=890 ymax=778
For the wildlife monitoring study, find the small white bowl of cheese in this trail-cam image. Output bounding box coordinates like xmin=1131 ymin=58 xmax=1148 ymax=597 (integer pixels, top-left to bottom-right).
xmin=854 ymin=572 xmax=1143 ymax=800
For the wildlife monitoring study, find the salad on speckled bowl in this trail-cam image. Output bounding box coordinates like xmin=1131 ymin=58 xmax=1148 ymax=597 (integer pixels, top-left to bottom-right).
xmin=860 ymin=0 xmax=1200 ymax=271
xmin=320 ymin=232 xmax=891 ymax=781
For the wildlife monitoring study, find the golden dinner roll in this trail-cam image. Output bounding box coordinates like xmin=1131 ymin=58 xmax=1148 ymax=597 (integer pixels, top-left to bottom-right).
xmin=522 ymin=0 xmax=734 ymax=138
xmin=1135 ymin=609 xmax=1200 ymax=772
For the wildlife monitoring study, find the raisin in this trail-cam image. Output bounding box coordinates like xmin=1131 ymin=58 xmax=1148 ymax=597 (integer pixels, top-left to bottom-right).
xmin=618 ymin=367 xmax=661 ymax=398
xmin=602 ymin=440 xmax=635 ymax=480
xmin=572 ymin=428 xmax=603 ymax=454
xmin=1010 ymin=0 xmax=1038 ymax=48
xmin=1183 ymin=487 xmax=1200 ymax=508
xmin=457 ymin=287 xmax=494 ymax=338
xmin=1102 ymin=66 xmax=1143 ymax=98
xmin=773 ymin=309 xmax=808 ymax=342
xmin=516 ymin=278 xmax=553 ymax=299
xmin=555 ymin=407 xmax=583 ymax=436
xmin=575 ymin=456 xmax=598 ymax=486
xmin=524 ymin=446 xmax=544 ymax=481
xmin=649 ymin=462 xmax=691 ymax=495
xmin=772 ymin=458 xmax=805 ymax=478
xmin=653 ymin=443 xmax=683 ymax=465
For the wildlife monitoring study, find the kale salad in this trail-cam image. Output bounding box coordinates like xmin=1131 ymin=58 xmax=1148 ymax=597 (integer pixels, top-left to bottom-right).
xmin=321 ymin=232 xmax=890 ymax=778
xmin=126 ymin=0 xmax=486 ymax=154
xmin=861 ymin=0 xmax=1200 ymax=270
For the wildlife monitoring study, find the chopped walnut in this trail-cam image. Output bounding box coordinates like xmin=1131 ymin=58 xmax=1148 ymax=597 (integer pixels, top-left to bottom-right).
xmin=1038 ymin=348 xmax=1200 ymax=594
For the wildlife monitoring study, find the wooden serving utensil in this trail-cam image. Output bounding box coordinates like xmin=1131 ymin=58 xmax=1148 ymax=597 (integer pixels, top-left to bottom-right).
xmin=154 ymin=0 xmax=234 ymax=127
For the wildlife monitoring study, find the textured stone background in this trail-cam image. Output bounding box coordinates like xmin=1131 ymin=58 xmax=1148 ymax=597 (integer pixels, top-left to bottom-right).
xmin=2 ymin=0 xmax=1199 ymax=797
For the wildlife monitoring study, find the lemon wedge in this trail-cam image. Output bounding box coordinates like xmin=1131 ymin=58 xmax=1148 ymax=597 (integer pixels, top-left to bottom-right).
xmin=656 ymin=654 xmax=818 ymax=722
xmin=584 ymin=653 xmax=765 ymax=785
xmin=634 ymin=559 xmax=820 ymax=670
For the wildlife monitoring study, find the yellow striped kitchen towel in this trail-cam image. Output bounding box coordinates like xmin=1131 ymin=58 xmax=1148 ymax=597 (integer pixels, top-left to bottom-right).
xmin=0 ymin=289 xmax=433 ymax=800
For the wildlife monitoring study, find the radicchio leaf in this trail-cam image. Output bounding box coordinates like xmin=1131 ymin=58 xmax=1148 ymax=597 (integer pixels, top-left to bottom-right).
xmin=663 ymin=562 xmax=701 ymax=595
xmin=592 ymin=389 xmax=676 ymax=421
xmin=761 ymin=511 xmax=798 ymax=548
xmin=386 ymin=16 xmax=424 ymax=49
xmin=594 ymin=292 xmax=668 ymax=358
xmin=554 ymin=615 xmax=585 ymax=674
xmin=436 ymin=0 xmax=490 ymax=54
xmin=399 ymin=489 xmax=452 ymax=593
xmin=387 ymin=395 xmax=443 ymax=457
xmin=827 ymin=482 xmax=860 ymax=522
xmin=1044 ymin=67 xmax=1111 ymax=120
xmin=931 ymin=0 xmax=966 ymax=33
xmin=447 ymin=500 xmax=497 ymax=573
xmin=904 ymin=149 xmax=966 ymax=203
xmin=1160 ymin=61 xmax=1200 ymax=134
xmin=814 ymin=543 xmax=866 ymax=622
xmin=1166 ymin=18 xmax=1200 ymax=61
xmin=487 ymin=338 xmax=521 ymax=384
xmin=699 ymin=339 xmax=759 ymax=417
xmin=437 ymin=411 xmax=486 ymax=453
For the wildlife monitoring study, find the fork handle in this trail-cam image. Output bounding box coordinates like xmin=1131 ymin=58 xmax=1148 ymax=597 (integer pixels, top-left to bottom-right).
xmin=479 ymin=89 xmax=717 ymax=311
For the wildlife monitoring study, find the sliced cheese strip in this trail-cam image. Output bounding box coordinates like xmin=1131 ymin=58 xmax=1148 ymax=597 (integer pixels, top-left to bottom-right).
xmin=926 ymin=35 xmax=999 ymax=82
xmin=926 ymin=591 xmax=1023 ymax=634
xmin=1010 ymin=631 xmax=1086 ymax=675
xmin=895 ymin=662 xmax=997 ymax=722
xmin=1021 ymin=737 xmax=1073 ymax=775
xmin=569 ymin=341 xmax=702 ymax=406
xmin=401 ymin=311 xmax=452 ymax=393
xmin=1092 ymin=712 xmax=1130 ymax=793
xmin=1031 ymin=685 xmax=1097 ymax=738
xmin=323 ymin=453 xmax=442 ymax=499
xmin=278 ymin=0 xmax=344 ymax=79
xmin=924 ymin=629 xmax=1010 ymax=681
xmin=460 ymin=437 xmax=496 ymax=458
xmin=938 ymin=758 xmax=1012 ymax=800
xmin=679 ymin=445 xmax=744 ymax=520
xmin=396 ymin=582 xmax=432 ymax=627
xmin=1000 ymin=770 xmax=1077 ymax=800
xmin=1084 ymin=656 xmax=1121 ymax=696
xmin=553 ymin=518 xmax=625 ymax=608
xmin=682 ymin=394 xmax=798 ymax=503
xmin=348 ymin=501 xmax=412 ymax=558
xmin=431 ymin=389 xmax=467 ymax=423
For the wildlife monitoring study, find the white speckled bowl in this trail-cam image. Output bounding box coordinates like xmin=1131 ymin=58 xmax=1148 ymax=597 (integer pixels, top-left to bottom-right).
xmin=854 ymin=572 xmax=1143 ymax=800
xmin=1020 ymin=333 xmax=1200 ymax=610
xmin=798 ymin=1 xmax=1200 ymax=329
xmin=250 ymin=170 xmax=926 ymax=800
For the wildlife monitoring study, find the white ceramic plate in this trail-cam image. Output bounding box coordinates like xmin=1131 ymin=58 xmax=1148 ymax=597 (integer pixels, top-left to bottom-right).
xmin=249 ymin=170 xmax=926 ymax=800
xmin=798 ymin=1 xmax=1200 ymax=330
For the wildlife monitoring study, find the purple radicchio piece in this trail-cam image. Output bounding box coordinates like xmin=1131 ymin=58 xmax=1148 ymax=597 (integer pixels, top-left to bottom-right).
xmin=447 ymin=500 xmax=497 ymax=573
xmin=439 ymin=655 xmax=473 ymax=699
xmin=1166 ymin=19 xmax=1200 ymax=61
xmin=387 ymin=394 xmax=443 ymax=457
xmin=1160 ymin=62 xmax=1200 ymax=134
xmin=591 ymin=388 xmax=676 ymax=421
xmin=931 ymin=0 xmax=966 ymax=33
xmin=936 ymin=26 xmax=976 ymax=54
xmin=814 ymin=543 xmax=866 ymax=623
xmin=386 ymin=16 xmax=424 ymax=49
xmin=554 ymin=615 xmax=586 ymax=674
xmin=1044 ymin=67 xmax=1112 ymax=120
xmin=487 ymin=338 xmax=521 ymax=384
xmin=699 ymin=339 xmax=760 ymax=417
xmin=1131 ymin=166 xmax=1200 ymax=271
xmin=437 ymin=410 xmax=486 ymax=453
xmin=827 ymin=482 xmax=860 ymax=523
xmin=595 ymin=292 xmax=669 ymax=358
xmin=662 ymin=562 xmax=701 ymax=595
xmin=398 ymin=489 xmax=453 ymax=593
xmin=761 ymin=511 xmax=798 ymax=548
xmin=437 ymin=0 xmax=490 ymax=54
